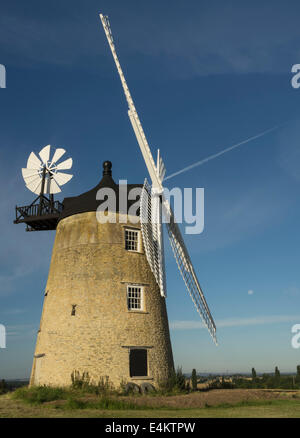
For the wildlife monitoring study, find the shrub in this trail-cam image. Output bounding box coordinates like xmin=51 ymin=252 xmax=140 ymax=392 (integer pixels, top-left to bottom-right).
xmin=70 ymin=371 xmax=114 ymax=394
xmin=96 ymin=376 xmax=114 ymax=393
xmin=13 ymin=385 xmax=67 ymax=405
xmin=157 ymin=367 xmax=189 ymax=394
xmin=207 ymin=379 xmax=234 ymax=390
xmin=175 ymin=367 xmax=186 ymax=391
xmin=71 ymin=370 xmax=90 ymax=389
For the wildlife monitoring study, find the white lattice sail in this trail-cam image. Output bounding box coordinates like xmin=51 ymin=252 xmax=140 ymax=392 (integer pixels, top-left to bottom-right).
xmin=165 ymin=203 xmax=217 ymax=344
xmin=140 ymin=179 xmax=167 ymax=297
xmin=100 ymin=13 xmax=217 ymax=344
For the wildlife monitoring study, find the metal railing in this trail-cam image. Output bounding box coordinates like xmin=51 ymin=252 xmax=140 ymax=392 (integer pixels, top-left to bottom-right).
xmin=15 ymin=200 xmax=63 ymax=220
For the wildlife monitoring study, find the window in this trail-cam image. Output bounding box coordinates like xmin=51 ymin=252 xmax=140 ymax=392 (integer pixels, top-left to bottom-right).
xmin=127 ymin=286 xmax=143 ymax=311
xmin=129 ymin=349 xmax=148 ymax=377
xmin=125 ymin=228 xmax=140 ymax=252
xmin=71 ymin=305 xmax=77 ymax=316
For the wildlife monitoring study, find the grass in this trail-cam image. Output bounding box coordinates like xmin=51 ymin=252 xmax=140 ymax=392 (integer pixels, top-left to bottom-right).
xmin=12 ymin=385 xmax=68 ymax=405
xmin=1 ymin=386 xmax=300 ymax=418
xmin=11 ymin=385 xmax=154 ymax=411
xmin=1 ymin=395 xmax=300 ymax=418
xmin=204 ymin=398 xmax=300 ymax=409
xmin=198 ymin=399 xmax=300 ymax=418
xmin=61 ymin=397 xmax=151 ymax=411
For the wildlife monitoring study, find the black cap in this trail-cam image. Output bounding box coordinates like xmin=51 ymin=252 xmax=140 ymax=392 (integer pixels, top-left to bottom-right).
xmin=60 ymin=159 xmax=143 ymax=221
xmin=103 ymin=161 xmax=112 ymax=176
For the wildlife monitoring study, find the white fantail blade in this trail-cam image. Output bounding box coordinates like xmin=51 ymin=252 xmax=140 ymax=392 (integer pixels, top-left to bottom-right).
xmin=52 ymin=172 xmax=73 ymax=186
xmin=23 ymin=146 xmax=73 ymax=194
xmin=56 ymin=157 xmax=73 ymax=170
xmin=23 ymin=174 xmax=41 ymax=186
xmin=22 ymin=168 xmax=40 ymax=179
xmin=26 ymin=178 xmax=42 ymax=195
xmin=39 ymin=145 xmax=51 ymax=164
xmin=25 ymin=184 xmax=36 ymax=194
xmin=45 ymin=178 xmax=61 ymax=194
xmin=27 ymin=152 xmax=42 ymax=170
xmin=50 ymin=148 xmax=66 ymax=166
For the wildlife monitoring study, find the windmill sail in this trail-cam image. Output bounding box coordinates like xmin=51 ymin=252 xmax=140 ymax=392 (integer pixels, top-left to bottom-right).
xmin=165 ymin=202 xmax=217 ymax=343
xmin=100 ymin=14 xmax=160 ymax=188
xmin=140 ymin=179 xmax=167 ymax=297
xmin=100 ymin=13 xmax=217 ymax=344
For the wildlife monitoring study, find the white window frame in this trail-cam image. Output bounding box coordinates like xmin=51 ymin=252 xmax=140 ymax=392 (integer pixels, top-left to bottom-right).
xmin=127 ymin=285 xmax=144 ymax=312
xmin=124 ymin=228 xmax=141 ymax=253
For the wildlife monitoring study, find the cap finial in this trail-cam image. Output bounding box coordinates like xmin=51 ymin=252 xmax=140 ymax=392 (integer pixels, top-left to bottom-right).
xmin=103 ymin=161 xmax=112 ymax=176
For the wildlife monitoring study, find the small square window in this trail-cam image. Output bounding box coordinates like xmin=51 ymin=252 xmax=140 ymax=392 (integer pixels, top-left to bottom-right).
xmin=127 ymin=286 xmax=143 ymax=311
xmin=125 ymin=229 xmax=140 ymax=252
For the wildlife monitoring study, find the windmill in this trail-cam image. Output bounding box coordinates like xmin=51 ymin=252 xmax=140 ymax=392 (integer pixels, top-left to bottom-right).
xmin=13 ymin=14 xmax=216 ymax=390
xmin=99 ymin=14 xmax=217 ymax=344
xmin=14 ymin=145 xmax=73 ymax=231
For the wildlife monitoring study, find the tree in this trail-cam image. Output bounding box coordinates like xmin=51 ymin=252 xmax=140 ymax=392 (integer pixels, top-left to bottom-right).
xmin=175 ymin=367 xmax=186 ymax=391
xmin=274 ymin=366 xmax=281 ymax=387
xmin=191 ymin=369 xmax=197 ymax=391
xmin=0 ymin=379 xmax=7 ymax=394
xmin=251 ymin=368 xmax=257 ymax=381
xmin=296 ymin=365 xmax=300 ymax=383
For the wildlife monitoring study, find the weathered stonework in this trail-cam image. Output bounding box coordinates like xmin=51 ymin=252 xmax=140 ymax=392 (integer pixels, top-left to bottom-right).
xmin=30 ymin=211 xmax=174 ymax=388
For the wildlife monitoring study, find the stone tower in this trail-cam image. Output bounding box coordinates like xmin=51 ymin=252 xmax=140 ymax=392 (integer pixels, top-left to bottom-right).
xmin=30 ymin=162 xmax=174 ymax=388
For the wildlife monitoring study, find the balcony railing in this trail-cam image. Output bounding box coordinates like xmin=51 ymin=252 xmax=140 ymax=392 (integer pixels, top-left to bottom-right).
xmin=15 ymin=200 xmax=63 ymax=220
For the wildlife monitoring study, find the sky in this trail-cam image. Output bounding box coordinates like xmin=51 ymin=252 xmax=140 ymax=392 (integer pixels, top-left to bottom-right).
xmin=1 ymin=0 xmax=300 ymax=378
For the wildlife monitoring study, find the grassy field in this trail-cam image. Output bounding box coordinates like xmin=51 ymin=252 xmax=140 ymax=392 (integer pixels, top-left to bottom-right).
xmin=1 ymin=388 xmax=300 ymax=418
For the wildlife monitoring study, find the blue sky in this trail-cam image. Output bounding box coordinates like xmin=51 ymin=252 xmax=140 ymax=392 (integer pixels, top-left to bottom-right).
xmin=1 ymin=0 xmax=300 ymax=378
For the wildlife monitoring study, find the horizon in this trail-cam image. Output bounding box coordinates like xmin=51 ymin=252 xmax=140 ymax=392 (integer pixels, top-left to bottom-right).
xmin=4 ymin=367 xmax=300 ymax=381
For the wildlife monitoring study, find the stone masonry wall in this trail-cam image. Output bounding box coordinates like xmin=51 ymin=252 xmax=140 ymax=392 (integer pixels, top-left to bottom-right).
xmin=30 ymin=212 xmax=174 ymax=389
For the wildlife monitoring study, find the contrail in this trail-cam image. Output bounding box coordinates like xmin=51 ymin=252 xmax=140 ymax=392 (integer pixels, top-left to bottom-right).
xmin=164 ymin=124 xmax=282 ymax=181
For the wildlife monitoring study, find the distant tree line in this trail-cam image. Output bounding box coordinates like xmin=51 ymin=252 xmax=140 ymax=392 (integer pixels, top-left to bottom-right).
xmin=232 ymin=365 xmax=300 ymax=390
xmin=0 ymin=379 xmax=28 ymax=394
xmin=0 ymin=379 xmax=8 ymax=394
xmin=184 ymin=365 xmax=300 ymax=392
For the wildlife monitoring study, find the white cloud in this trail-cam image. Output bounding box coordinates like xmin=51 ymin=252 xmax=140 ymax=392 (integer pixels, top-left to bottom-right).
xmin=6 ymin=324 xmax=36 ymax=338
xmin=248 ymin=289 xmax=254 ymax=295
xmin=2 ymin=308 xmax=27 ymax=315
xmin=170 ymin=314 xmax=300 ymax=330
